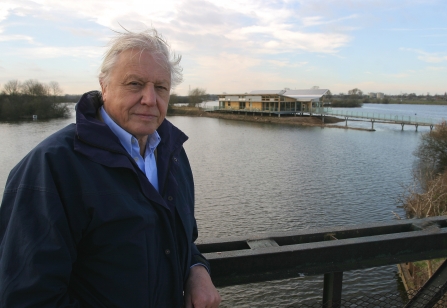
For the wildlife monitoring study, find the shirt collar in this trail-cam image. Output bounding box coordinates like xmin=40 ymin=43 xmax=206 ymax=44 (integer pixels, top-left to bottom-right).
xmin=100 ymin=106 xmax=161 ymax=157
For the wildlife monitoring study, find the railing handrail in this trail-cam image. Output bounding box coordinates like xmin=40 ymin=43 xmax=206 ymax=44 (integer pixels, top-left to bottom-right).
xmin=198 ymin=216 xmax=447 ymax=287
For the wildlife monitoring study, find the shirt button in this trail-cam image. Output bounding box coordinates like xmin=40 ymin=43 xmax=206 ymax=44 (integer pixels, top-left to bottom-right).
xmin=133 ymin=157 xmax=139 ymax=162
xmin=168 ymin=196 xmax=173 ymax=201
xmin=131 ymin=139 xmax=136 ymax=144
xmin=165 ymin=249 xmax=171 ymax=255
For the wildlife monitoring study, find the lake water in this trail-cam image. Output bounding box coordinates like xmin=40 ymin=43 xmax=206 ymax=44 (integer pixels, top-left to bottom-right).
xmin=0 ymin=103 xmax=445 ymax=306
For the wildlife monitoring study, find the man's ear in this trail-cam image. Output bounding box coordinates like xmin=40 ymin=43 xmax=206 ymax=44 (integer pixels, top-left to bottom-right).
xmin=100 ymin=81 xmax=107 ymax=103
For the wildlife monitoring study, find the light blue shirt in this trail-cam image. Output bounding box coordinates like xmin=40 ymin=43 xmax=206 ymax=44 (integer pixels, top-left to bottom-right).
xmin=100 ymin=106 xmax=160 ymax=192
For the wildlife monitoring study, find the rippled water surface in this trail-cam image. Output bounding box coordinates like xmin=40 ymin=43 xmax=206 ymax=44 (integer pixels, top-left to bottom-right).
xmin=168 ymin=116 xmax=419 ymax=307
xmin=1 ymin=104 xmax=445 ymax=307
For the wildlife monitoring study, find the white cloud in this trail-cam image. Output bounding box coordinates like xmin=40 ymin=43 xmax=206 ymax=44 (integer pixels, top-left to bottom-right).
xmin=182 ymin=52 xmax=302 ymax=93
xmin=419 ymin=54 xmax=447 ymax=63
xmin=301 ymin=14 xmax=358 ymax=27
xmin=0 ymin=33 xmax=34 ymax=43
xmin=2 ymin=0 xmax=353 ymax=55
xmin=386 ymin=73 xmax=411 ymax=79
xmin=0 ymin=1 xmax=18 ymax=22
xmin=6 ymin=46 xmax=104 ymax=59
xmin=3 ymin=0 xmax=444 ymax=95
xmin=402 ymin=48 xmax=447 ymax=63
xmin=426 ymin=66 xmax=447 ymax=71
xmin=226 ymin=24 xmax=350 ymax=54
xmin=267 ymin=60 xmax=308 ymax=67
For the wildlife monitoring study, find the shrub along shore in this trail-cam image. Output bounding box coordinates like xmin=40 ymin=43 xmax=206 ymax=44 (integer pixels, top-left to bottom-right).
xmin=397 ymin=121 xmax=447 ymax=294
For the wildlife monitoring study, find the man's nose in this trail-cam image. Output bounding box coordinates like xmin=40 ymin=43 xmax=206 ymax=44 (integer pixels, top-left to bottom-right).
xmin=141 ymin=84 xmax=157 ymax=106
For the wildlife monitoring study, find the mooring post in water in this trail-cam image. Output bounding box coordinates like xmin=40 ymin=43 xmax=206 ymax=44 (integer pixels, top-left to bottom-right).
xmin=415 ymin=124 xmax=418 ymax=132
xmin=345 ymin=117 xmax=348 ymax=127
xmin=401 ymin=123 xmax=405 ymax=131
xmin=371 ymin=119 xmax=375 ymax=130
xmin=323 ymin=272 xmax=343 ymax=308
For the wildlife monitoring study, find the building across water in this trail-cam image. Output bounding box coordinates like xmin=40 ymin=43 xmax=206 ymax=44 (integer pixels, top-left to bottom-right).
xmin=217 ymin=89 xmax=329 ymax=117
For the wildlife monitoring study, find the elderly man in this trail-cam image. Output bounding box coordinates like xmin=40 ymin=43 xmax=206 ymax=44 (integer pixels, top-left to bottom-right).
xmin=0 ymin=30 xmax=220 ymax=307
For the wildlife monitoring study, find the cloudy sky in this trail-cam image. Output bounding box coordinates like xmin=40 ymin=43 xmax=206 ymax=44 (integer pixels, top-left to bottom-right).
xmin=0 ymin=0 xmax=446 ymax=96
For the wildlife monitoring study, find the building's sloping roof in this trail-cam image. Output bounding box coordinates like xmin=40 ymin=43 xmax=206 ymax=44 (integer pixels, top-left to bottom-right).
xmin=284 ymin=89 xmax=328 ymax=96
xmin=249 ymin=90 xmax=286 ymax=95
xmin=250 ymin=89 xmax=328 ymax=99
xmin=224 ymin=89 xmax=329 ymax=101
xmin=283 ymin=89 xmax=329 ymax=101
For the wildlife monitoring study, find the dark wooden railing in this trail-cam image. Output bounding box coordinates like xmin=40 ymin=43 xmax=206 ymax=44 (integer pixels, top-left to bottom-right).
xmin=197 ymin=216 xmax=447 ymax=307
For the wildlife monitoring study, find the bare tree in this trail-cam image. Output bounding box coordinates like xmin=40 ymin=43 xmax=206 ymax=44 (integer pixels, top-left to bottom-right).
xmin=322 ymin=90 xmax=332 ymax=103
xmin=2 ymin=80 xmax=21 ymax=95
xmin=188 ymin=87 xmax=207 ymax=107
xmin=169 ymin=92 xmax=179 ymax=106
xmin=48 ymin=81 xmax=63 ymax=96
xmin=401 ymin=170 xmax=447 ymax=218
xmin=348 ymin=88 xmax=363 ymax=97
xmin=21 ymin=79 xmax=49 ymax=96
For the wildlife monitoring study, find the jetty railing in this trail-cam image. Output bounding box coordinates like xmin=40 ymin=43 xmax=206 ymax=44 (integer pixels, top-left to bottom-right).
xmin=323 ymin=109 xmax=436 ymax=126
xmin=197 ymin=216 xmax=447 ymax=307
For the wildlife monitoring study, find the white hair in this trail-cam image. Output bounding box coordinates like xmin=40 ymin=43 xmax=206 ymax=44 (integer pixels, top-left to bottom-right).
xmin=99 ymin=28 xmax=183 ymax=88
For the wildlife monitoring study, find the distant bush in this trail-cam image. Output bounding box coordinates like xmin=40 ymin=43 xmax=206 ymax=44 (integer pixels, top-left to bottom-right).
xmin=0 ymin=94 xmax=69 ymax=120
xmin=0 ymin=79 xmax=70 ymax=121
xmin=331 ymin=99 xmax=363 ymax=108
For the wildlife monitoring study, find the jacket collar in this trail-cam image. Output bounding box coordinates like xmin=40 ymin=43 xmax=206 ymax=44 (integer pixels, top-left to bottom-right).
xmin=73 ymin=91 xmax=189 ymax=212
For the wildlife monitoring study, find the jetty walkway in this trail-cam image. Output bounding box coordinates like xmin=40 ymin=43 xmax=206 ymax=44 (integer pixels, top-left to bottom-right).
xmin=204 ymin=106 xmax=439 ymax=131
xmin=323 ymin=109 xmax=436 ymax=131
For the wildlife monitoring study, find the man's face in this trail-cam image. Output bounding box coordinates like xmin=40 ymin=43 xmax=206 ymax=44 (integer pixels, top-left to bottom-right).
xmin=101 ymin=49 xmax=171 ymax=141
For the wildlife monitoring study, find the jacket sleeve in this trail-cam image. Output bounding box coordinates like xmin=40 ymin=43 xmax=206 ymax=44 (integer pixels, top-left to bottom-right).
xmin=0 ymin=153 xmax=82 ymax=307
xmin=176 ymin=148 xmax=211 ymax=273
xmin=190 ymin=219 xmax=211 ymax=273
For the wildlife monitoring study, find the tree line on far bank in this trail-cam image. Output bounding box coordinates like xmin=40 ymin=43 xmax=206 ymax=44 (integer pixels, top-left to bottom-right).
xmin=323 ymin=88 xmax=387 ymax=108
xmin=169 ymin=87 xmax=217 ymax=108
xmin=322 ymin=88 xmax=447 ymax=108
xmin=0 ymin=79 xmax=71 ymax=120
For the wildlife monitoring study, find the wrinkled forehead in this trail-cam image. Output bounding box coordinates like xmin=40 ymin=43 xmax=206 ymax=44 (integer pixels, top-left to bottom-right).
xmin=120 ymin=48 xmax=169 ymax=71
xmin=115 ymin=48 xmax=171 ymax=84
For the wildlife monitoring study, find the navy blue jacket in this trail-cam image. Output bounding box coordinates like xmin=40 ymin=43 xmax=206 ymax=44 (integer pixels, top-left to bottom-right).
xmin=0 ymin=91 xmax=209 ymax=307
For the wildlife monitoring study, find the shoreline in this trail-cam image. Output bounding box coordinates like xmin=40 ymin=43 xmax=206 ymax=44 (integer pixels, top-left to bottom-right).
xmin=167 ymin=107 xmax=375 ymax=132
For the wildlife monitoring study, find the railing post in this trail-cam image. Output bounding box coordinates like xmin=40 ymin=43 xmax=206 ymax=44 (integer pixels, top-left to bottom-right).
xmin=323 ymin=272 xmax=343 ymax=308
